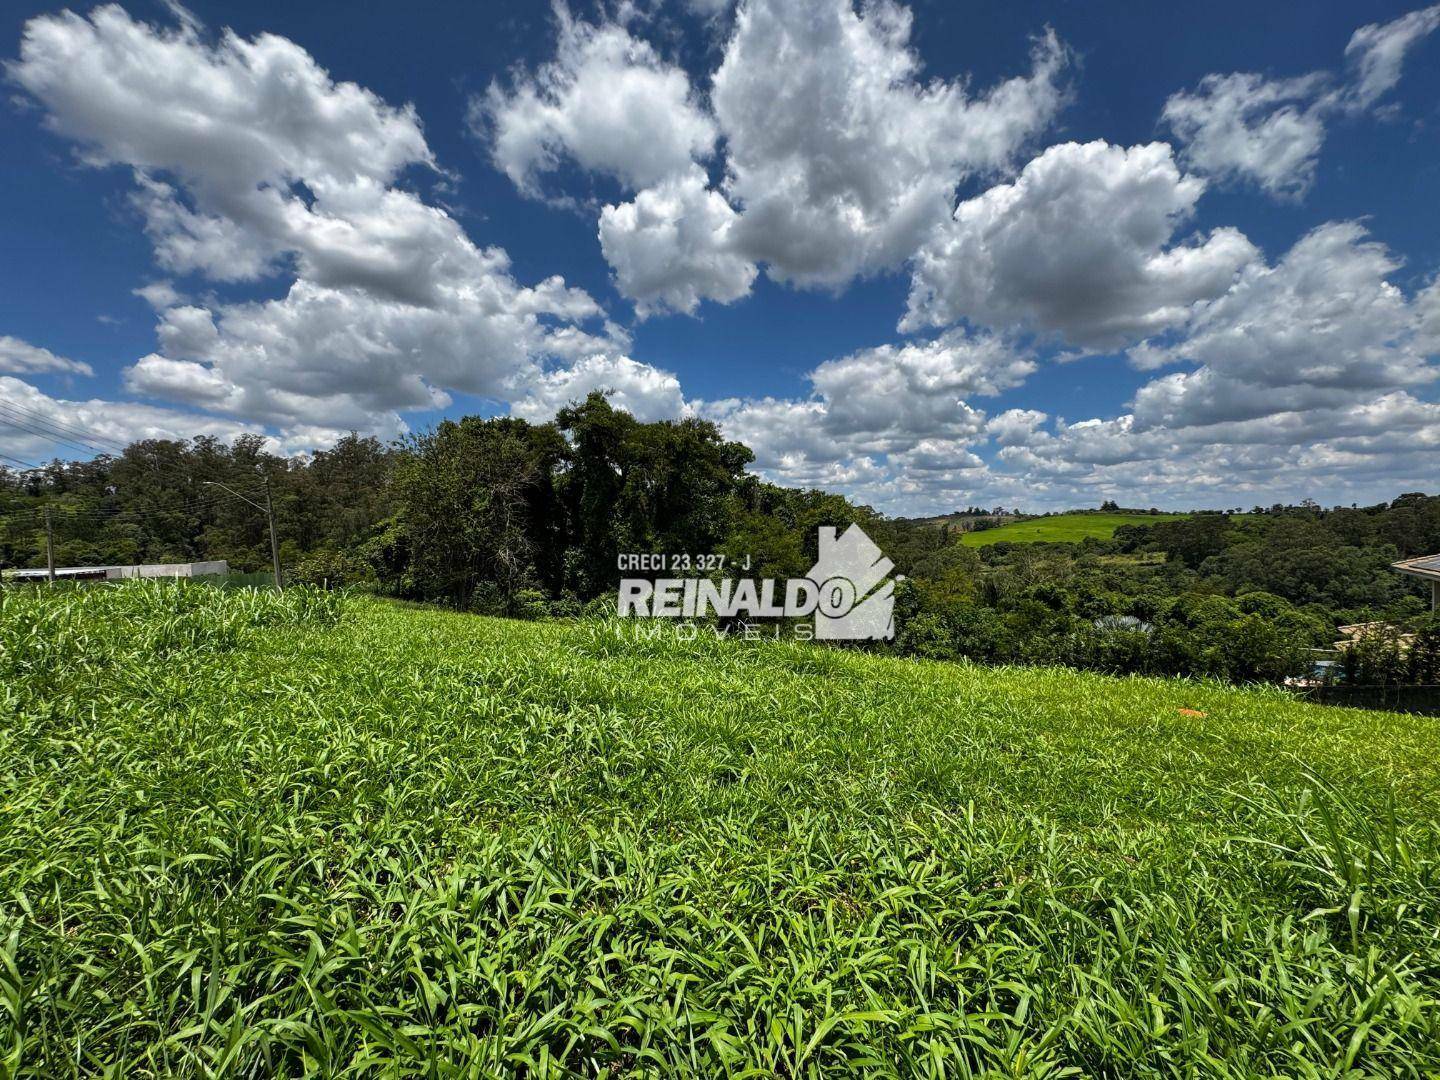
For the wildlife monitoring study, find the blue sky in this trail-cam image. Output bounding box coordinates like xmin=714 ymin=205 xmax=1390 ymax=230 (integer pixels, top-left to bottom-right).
xmin=2 ymin=0 xmax=1438 ymax=513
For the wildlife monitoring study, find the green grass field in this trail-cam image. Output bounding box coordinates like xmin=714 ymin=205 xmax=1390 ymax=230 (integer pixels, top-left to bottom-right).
xmin=958 ymin=512 xmax=1188 ymax=547
xmin=4 ymin=584 xmax=1440 ymax=1076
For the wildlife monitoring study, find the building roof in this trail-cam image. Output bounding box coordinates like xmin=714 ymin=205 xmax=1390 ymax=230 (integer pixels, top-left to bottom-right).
xmin=2 ymin=560 xmax=228 ymax=581
xmin=1392 ymin=554 xmax=1440 ymax=581
xmin=3 ymin=565 xmax=115 ymax=579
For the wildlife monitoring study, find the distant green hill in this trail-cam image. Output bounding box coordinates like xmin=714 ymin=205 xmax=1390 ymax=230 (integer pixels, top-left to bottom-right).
xmin=959 ymin=510 xmax=1187 ymax=546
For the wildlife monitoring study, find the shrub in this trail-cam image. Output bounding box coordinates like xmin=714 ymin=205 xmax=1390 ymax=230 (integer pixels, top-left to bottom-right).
xmin=289 ymin=546 xmax=376 ymax=589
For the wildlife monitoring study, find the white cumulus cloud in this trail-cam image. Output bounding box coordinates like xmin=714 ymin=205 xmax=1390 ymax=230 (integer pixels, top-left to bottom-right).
xmin=1162 ymin=5 xmax=1440 ymax=199
xmin=10 ymin=5 xmax=616 ymax=444
xmin=486 ymin=0 xmax=1070 ymax=315
xmin=1126 ymin=223 xmax=1438 ymax=434
xmin=598 ymin=168 xmax=757 ymax=316
xmin=0 ymin=336 xmax=94 ymax=376
xmin=903 ymin=141 xmax=1258 ymax=349
xmin=509 ymin=354 xmax=689 ymax=423
xmin=478 ymin=11 xmax=717 ymax=194
xmin=1162 ymin=73 xmax=1329 ymax=199
xmin=710 ymin=0 xmax=1068 ymax=290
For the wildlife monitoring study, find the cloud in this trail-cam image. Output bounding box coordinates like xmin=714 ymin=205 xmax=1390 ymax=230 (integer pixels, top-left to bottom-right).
xmin=509 ymin=354 xmax=688 ymax=423
xmin=11 ymin=5 xmax=437 ymax=292
xmin=478 ymin=11 xmax=716 ymax=195
xmin=952 ymin=223 xmax=1440 ymax=512
xmin=696 ymin=222 xmax=1440 ymax=513
xmin=986 ymin=392 xmax=1440 ymax=510
xmin=11 ymin=5 xmax=615 ymax=444
xmin=483 ymin=0 xmax=1440 ymax=514
xmin=710 ymin=0 xmax=1068 ymax=290
xmin=11 ymin=7 xmax=432 ymax=184
xmin=807 ymin=330 xmax=1033 ymax=440
xmin=125 ymin=348 xmax=238 ymax=412
xmin=9 ymin=3 xmax=1440 ymax=514
xmin=903 ymin=141 xmax=1258 ymax=349
xmin=0 ymin=375 xmax=262 ymax=462
xmin=598 ymin=168 xmax=757 ymax=316
xmin=1129 ymin=222 xmax=1438 ymax=430
xmin=117 ymin=274 xmax=613 ymax=433
xmin=1161 ymin=73 xmax=1329 ymax=199
xmin=133 ymin=281 xmax=185 ymax=310
xmin=0 ymin=336 xmax=94 ymax=376
xmin=480 ymin=327 xmax=1011 ymax=506
xmin=488 ymin=0 xmax=1069 ymax=315
xmin=697 ymin=328 xmax=1028 ymax=503
xmin=986 ymin=408 xmax=1048 ymax=447
xmin=1345 ymin=4 xmax=1440 ymax=108
xmin=1162 ymin=5 xmax=1440 ymax=199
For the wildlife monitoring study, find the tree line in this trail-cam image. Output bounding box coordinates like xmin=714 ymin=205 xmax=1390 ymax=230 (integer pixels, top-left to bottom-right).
xmin=4 ymin=394 xmax=1437 ymax=686
xmin=890 ymin=500 xmax=1438 ymax=684
xmin=1 ymin=395 xmax=873 ymax=608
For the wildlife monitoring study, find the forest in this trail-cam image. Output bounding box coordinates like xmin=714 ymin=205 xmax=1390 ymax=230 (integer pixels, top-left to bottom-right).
xmin=3 ymin=393 xmax=1437 ymax=685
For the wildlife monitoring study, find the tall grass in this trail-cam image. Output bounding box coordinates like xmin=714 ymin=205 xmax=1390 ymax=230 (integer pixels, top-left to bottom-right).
xmin=0 ymin=581 xmax=344 ymax=688
xmin=1 ymin=590 xmax=1438 ymax=1075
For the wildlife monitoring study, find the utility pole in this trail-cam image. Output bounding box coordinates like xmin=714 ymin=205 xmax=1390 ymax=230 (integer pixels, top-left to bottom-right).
xmin=43 ymin=505 xmax=55 ymax=583
xmin=264 ymin=475 xmax=283 ymax=592
xmin=202 ymin=479 xmax=283 ymax=590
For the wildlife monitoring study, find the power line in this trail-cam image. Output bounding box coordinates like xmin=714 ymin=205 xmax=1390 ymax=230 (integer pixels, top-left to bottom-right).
xmin=0 ymin=425 xmax=100 ymax=460
xmin=0 ymin=397 xmax=133 ymax=455
xmin=0 ymin=400 xmax=125 ymax=452
xmin=0 ymin=400 xmax=293 ymax=551
xmin=0 ymin=396 xmax=278 ymax=504
xmin=0 ymin=485 xmax=269 ymax=526
xmin=0 ymin=408 xmax=124 ymax=459
xmin=0 ymin=397 xmax=133 ymax=447
xmin=62 ymin=489 xmax=269 ymax=521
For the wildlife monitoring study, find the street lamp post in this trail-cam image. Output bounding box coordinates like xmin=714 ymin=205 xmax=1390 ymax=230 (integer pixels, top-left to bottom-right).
xmin=203 ymin=478 xmax=283 ymax=590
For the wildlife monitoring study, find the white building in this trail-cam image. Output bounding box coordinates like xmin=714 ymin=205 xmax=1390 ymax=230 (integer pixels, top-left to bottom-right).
xmin=1393 ymin=555 xmax=1440 ymax=610
xmin=2 ymin=560 xmax=229 ymax=583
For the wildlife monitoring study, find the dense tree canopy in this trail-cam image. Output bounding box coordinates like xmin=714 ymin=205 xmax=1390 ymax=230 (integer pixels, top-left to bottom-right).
xmin=0 ymin=433 xmax=395 ymax=574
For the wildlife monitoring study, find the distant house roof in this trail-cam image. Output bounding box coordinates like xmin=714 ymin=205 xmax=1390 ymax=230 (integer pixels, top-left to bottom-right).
xmin=1333 ymin=624 xmax=1415 ymax=651
xmin=1392 ymin=554 xmax=1440 ymax=582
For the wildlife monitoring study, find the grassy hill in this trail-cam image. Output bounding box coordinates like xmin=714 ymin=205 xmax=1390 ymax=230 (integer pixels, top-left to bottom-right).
xmin=959 ymin=510 xmax=1188 ymax=546
xmin=5 ymin=584 xmax=1440 ymax=1075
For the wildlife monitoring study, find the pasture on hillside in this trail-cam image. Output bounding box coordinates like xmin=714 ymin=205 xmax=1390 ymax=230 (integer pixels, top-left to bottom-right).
xmin=959 ymin=511 xmax=1189 ymax=547
xmin=3 ymin=583 xmax=1440 ymax=1076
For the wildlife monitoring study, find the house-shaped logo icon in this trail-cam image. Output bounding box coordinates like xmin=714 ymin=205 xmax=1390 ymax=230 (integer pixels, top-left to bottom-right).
xmin=807 ymin=524 xmax=896 ymax=640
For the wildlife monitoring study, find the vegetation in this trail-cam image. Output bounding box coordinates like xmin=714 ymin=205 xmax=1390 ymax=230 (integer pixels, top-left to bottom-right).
xmin=957 ymin=511 xmax=1187 ymax=547
xmin=4 ymin=398 xmax=1438 ymax=688
xmin=0 ymin=432 xmax=394 ymax=577
xmin=1336 ymin=617 xmax=1440 ymax=687
xmin=3 ymin=583 xmax=1439 ymax=1075
xmin=892 ymin=500 xmax=1440 ymax=684
xmin=1115 ymin=503 xmax=1440 ymax=610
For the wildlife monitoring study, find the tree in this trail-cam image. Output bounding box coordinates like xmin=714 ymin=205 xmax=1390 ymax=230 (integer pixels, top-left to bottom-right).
xmin=389 ymin=417 xmax=563 ymax=610
xmin=557 ymin=393 xmax=753 ymax=597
